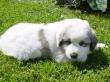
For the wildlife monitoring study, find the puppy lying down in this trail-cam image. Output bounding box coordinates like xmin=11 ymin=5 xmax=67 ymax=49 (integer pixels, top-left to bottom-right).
xmin=0 ymin=19 xmax=107 ymax=63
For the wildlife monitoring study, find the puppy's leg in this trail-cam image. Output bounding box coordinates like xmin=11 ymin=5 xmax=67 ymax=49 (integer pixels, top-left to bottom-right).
xmin=95 ymin=43 xmax=108 ymax=50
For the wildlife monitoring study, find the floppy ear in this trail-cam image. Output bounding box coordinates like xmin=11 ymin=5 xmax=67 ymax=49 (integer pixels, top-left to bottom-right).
xmin=88 ymin=29 xmax=98 ymax=51
xmin=56 ymin=27 xmax=66 ymax=47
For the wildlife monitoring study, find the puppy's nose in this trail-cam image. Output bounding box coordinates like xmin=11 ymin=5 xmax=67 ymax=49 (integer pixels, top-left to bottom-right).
xmin=70 ymin=53 xmax=78 ymax=59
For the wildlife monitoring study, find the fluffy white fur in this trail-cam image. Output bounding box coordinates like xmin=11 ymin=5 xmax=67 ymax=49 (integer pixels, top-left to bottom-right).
xmin=0 ymin=19 xmax=107 ymax=63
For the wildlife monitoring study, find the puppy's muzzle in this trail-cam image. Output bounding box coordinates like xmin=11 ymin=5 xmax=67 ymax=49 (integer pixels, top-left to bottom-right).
xmin=70 ymin=52 xmax=78 ymax=59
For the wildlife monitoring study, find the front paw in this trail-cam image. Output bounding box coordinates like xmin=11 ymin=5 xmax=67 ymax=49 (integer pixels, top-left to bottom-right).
xmin=54 ymin=55 xmax=69 ymax=63
xmin=95 ymin=43 xmax=108 ymax=50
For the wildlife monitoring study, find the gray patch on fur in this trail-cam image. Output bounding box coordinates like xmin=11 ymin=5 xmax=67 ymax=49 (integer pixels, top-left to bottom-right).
xmin=88 ymin=30 xmax=98 ymax=51
xmin=39 ymin=29 xmax=52 ymax=58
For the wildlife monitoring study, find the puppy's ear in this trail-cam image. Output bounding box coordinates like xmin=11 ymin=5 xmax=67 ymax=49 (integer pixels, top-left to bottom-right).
xmin=83 ymin=20 xmax=98 ymax=50
xmin=88 ymin=29 xmax=98 ymax=51
xmin=56 ymin=28 xmax=66 ymax=47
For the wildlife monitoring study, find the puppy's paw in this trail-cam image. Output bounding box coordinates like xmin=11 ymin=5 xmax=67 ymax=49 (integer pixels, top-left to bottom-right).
xmin=95 ymin=43 xmax=108 ymax=50
xmin=54 ymin=55 xmax=69 ymax=63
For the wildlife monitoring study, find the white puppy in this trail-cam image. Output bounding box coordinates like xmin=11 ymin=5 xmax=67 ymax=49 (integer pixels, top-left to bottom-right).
xmin=0 ymin=19 xmax=107 ymax=63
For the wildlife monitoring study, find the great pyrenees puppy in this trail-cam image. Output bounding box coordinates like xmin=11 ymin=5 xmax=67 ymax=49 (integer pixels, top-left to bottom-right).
xmin=0 ymin=19 xmax=107 ymax=63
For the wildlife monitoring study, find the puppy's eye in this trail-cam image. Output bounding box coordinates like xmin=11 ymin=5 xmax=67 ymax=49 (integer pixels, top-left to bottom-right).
xmin=63 ymin=39 xmax=71 ymax=45
xmin=59 ymin=39 xmax=71 ymax=46
xmin=79 ymin=41 xmax=89 ymax=47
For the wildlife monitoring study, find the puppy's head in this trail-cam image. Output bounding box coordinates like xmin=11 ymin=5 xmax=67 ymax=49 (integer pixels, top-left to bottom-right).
xmin=56 ymin=19 xmax=97 ymax=62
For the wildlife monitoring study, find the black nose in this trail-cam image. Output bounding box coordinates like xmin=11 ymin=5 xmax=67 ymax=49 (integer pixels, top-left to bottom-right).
xmin=70 ymin=53 xmax=78 ymax=59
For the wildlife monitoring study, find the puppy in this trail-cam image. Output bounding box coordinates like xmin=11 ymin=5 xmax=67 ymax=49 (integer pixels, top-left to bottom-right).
xmin=0 ymin=19 xmax=107 ymax=63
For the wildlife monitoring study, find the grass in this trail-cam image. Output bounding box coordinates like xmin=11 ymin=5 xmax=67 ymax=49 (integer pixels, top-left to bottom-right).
xmin=0 ymin=0 xmax=110 ymax=82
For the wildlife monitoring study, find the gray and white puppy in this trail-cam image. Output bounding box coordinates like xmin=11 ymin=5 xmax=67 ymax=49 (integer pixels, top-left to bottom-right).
xmin=0 ymin=19 xmax=107 ymax=63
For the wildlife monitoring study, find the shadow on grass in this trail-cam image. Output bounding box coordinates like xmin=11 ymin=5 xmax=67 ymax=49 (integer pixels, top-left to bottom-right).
xmin=67 ymin=3 xmax=110 ymax=20
xmin=72 ymin=49 xmax=109 ymax=71
xmin=82 ymin=10 xmax=110 ymax=20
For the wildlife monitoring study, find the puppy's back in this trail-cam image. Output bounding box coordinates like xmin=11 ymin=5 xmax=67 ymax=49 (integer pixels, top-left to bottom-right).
xmin=0 ymin=23 xmax=44 ymax=60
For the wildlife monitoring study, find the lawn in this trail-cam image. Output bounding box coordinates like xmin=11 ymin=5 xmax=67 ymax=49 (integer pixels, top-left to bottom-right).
xmin=0 ymin=0 xmax=110 ymax=82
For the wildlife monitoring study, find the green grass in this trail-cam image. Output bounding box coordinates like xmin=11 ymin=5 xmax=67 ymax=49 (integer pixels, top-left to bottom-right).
xmin=0 ymin=0 xmax=110 ymax=82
